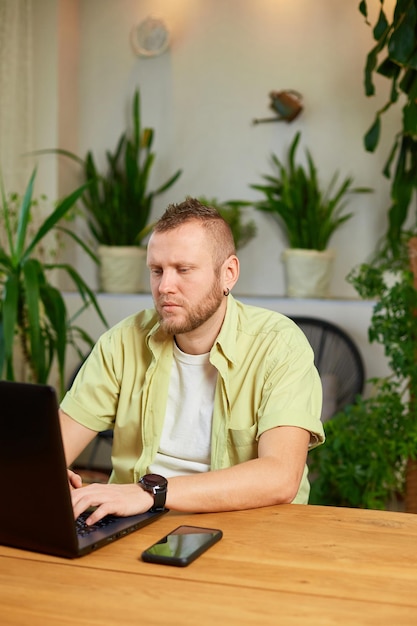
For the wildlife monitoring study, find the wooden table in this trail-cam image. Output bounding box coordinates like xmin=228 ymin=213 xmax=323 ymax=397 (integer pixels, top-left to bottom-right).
xmin=1 ymin=503 xmax=416 ymax=625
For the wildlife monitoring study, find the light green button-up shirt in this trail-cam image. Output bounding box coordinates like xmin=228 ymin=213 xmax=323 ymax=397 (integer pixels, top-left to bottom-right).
xmin=61 ymin=296 xmax=324 ymax=503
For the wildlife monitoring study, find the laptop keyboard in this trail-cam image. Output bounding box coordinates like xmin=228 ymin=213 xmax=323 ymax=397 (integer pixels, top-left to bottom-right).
xmin=76 ymin=512 xmax=118 ymax=537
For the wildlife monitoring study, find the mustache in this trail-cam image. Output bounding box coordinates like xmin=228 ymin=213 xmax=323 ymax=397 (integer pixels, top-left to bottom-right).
xmin=157 ymin=297 xmax=184 ymax=306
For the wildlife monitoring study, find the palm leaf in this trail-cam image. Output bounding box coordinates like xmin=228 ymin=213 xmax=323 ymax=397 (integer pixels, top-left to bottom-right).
xmin=0 ymin=168 xmax=108 ymax=397
xmin=24 ymin=184 xmax=89 ymax=260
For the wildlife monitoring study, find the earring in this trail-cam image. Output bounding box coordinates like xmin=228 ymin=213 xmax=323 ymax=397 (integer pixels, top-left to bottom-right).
xmin=223 ymin=288 xmax=230 ymax=296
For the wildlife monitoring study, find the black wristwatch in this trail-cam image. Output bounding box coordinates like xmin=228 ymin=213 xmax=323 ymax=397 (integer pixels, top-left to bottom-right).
xmin=138 ymin=473 xmax=168 ymax=512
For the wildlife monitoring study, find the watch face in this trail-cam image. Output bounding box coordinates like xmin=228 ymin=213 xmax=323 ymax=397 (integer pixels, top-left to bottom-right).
xmin=143 ymin=473 xmax=167 ymax=489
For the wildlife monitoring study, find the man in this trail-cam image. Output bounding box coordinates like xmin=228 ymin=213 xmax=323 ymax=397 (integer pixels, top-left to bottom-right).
xmin=60 ymin=198 xmax=324 ymax=525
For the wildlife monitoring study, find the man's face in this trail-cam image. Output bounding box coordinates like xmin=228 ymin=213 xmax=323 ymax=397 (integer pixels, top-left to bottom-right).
xmin=146 ymin=222 xmax=225 ymax=335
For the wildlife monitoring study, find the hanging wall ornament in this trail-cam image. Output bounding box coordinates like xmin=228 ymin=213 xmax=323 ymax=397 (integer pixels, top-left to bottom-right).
xmin=253 ymin=90 xmax=303 ymax=125
xmin=131 ymin=16 xmax=170 ymax=58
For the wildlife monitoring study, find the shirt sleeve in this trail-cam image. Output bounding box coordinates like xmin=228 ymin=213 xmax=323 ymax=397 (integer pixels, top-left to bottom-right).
xmin=60 ymin=336 xmax=119 ymax=432
xmin=256 ymin=327 xmax=325 ymax=448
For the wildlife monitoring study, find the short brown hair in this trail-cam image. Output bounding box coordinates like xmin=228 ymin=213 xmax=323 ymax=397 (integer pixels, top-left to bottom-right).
xmin=154 ymin=197 xmax=236 ymax=267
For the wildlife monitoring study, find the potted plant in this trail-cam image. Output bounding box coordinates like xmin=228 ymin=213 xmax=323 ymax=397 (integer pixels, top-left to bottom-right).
xmin=0 ymin=168 xmax=107 ymax=399
xmin=309 ymin=236 xmax=417 ymax=510
xmin=249 ymin=131 xmax=371 ymax=298
xmin=338 ymin=1 xmax=417 ymax=511
xmin=197 ymin=197 xmax=257 ymax=250
xmin=39 ymin=88 xmax=182 ymax=293
xmin=309 ymin=1 xmax=417 ymax=513
xmin=309 ymin=380 xmax=417 ymax=509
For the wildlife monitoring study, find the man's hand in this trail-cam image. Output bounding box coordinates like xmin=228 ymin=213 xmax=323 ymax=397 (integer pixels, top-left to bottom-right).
xmin=67 ymin=468 xmax=82 ymax=490
xmin=71 ymin=482 xmax=154 ymax=525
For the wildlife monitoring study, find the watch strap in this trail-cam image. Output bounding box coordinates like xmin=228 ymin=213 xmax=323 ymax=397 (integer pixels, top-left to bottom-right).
xmin=152 ymin=487 xmax=166 ymax=511
xmin=139 ymin=474 xmax=168 ymax=512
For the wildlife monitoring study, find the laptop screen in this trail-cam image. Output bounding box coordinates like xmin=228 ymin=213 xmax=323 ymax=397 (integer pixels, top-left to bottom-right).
xmin=0 ymin=381 xmax=167 ymax=558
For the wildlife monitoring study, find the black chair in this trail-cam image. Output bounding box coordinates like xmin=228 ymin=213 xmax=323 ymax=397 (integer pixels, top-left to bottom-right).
xmin=289 ymin=316 xmax=365 ymax=422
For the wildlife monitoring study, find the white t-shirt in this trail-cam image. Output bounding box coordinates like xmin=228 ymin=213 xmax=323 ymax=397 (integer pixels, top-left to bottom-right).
xmin=149 ymin=342 xmax=218 ymax=477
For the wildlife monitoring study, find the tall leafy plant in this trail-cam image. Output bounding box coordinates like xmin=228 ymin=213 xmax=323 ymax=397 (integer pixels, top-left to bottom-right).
xmin=0 ymin=169 xmax=107 ymax=398
xmin=310 ymin=237 xmax=417 ymax=509
xmin=39 ymin=89 xmax=182 ymax=246
xmin=360 ymin=0 xmax=417 ymax=255
xmin=346 ymin=1 xmax=417 ymax=511
xmin=250 ymin=131 xmax=371 ymax=250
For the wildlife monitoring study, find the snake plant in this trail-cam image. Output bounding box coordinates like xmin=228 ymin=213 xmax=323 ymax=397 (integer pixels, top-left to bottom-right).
xmin=0 ymin=169 xmax=107 ymax=398
xmin=36 ymin=89 xmax=182 ymax=247
xmin=250 ymin=131 xmax=372 ymax=251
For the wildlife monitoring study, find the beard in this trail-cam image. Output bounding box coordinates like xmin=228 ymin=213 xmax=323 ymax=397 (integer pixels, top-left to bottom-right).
xmin=156 ymin=279 xmax=224 ymax=335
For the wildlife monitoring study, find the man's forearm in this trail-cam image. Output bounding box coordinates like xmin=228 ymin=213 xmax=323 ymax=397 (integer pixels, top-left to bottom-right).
xmin=59 ymin=409 xmax=97 ymax=466
xmin=165 ymin=456 xmax=303 ymax=513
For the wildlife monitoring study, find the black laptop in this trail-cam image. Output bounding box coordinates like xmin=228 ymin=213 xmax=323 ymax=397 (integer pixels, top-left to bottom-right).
xmin=0 ymin=380 xmax=167 ymax=558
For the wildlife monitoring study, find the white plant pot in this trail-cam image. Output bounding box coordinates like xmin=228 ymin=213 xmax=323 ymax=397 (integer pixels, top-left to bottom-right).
xmin=282 ymin=248 xmax=335 ymax=298
xmin=98 ymin=245 xmax=148 ymax=293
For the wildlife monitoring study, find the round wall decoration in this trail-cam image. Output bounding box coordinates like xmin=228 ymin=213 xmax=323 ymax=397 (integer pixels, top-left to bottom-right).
xmin=131 ymin=17 xmax=170 ymax=57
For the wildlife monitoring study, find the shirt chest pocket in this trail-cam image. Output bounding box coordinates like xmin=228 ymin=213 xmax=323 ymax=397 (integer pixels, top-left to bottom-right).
xmin=226 ymin=423 xmax=258 ymax=464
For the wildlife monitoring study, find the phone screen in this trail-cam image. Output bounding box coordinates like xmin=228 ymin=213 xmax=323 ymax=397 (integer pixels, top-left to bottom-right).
xmin=141 ymin=525 xmax=223 ymax=567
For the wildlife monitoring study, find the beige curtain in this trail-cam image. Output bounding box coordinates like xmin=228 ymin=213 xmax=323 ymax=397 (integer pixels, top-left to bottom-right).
xmin=0 ymin=0 xmax=33 ymax=190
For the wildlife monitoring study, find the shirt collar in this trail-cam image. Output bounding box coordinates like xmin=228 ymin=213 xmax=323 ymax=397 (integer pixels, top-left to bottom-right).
xmin=145 ymin=295 xmax=239 ymax=365
xmin=211 ymin=294 xmax=239 ymax=366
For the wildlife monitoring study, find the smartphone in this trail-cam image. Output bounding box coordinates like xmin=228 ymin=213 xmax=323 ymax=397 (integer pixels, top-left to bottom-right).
xmin=141 ymin=525 xmax=223 ymax=567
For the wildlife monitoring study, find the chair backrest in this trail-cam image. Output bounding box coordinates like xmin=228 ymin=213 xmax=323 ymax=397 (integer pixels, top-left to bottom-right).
xmin=289 ymin=316 xmax=365 ymax=422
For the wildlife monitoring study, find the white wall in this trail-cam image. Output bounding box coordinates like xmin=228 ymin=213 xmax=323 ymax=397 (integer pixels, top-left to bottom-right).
xmin=32 ymin=0 xmax=398 ymax=300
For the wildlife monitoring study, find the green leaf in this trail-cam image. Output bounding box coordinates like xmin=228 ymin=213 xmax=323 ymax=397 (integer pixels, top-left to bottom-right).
xmin=47 ymin=262 xmax=107 ymax=329
xmin=388 ymin=8 xmax=416 ymax=64
xmin=14 ymin=169 xmax=37 ymax=262
xmin=364 ymin=116 xmax=381 ymax=151
xmin=0 ymin=168 xmax=108 ymax=393
xmin=132 ymin=89 xmax=141 ymax=151
xmin=55 ymin=225 xmax=100 ymax=265
xmin=377 ymin=57 xmax=401 ymax=79
xmin=24 ymin=183 xmax=89 ymax=260
xmin=39 ymin=283 xmax=68 ymax=394
xmin=28 ymin=147 xmax=86 ymax=168
xmin=373 ymin=8 xmax=389 ymax=40
xmin=399 ymin=68 xmax=417 ymax=95
xmin=382 ymin=134 xmax=400 ymax=178
xmin=403 ymin=99 xmax=417 ymax=136
xmin=364 ymin=40 xmax=386 ymax=96
xmin=1 ymin=274 xmax=19 ymax=364
xmin=407 ymin=47 xmax=417 ymax=70
xmin=22 ymin=259 xmax=45 ymax=382
xmin=359 ymin=0 xmax=368 ymax=21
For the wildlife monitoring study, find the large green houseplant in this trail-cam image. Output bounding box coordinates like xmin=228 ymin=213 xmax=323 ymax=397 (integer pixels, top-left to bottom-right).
xmin=0 ymin=168 xmax=107 ymax=398
xmin=309 ymin=236 xmax=417 ymax=509
xmin=310 ymin=1 xmax=417 ymax=512
xmin=359 ymin=0 xmax=417 ymax=255
xmin=250 ymin=131 xmax=371 ymax=297
xmin=40 ymin=88 xmax=182 ymax=293
xmin=333 ymin=0 xmax=417 ymax=511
